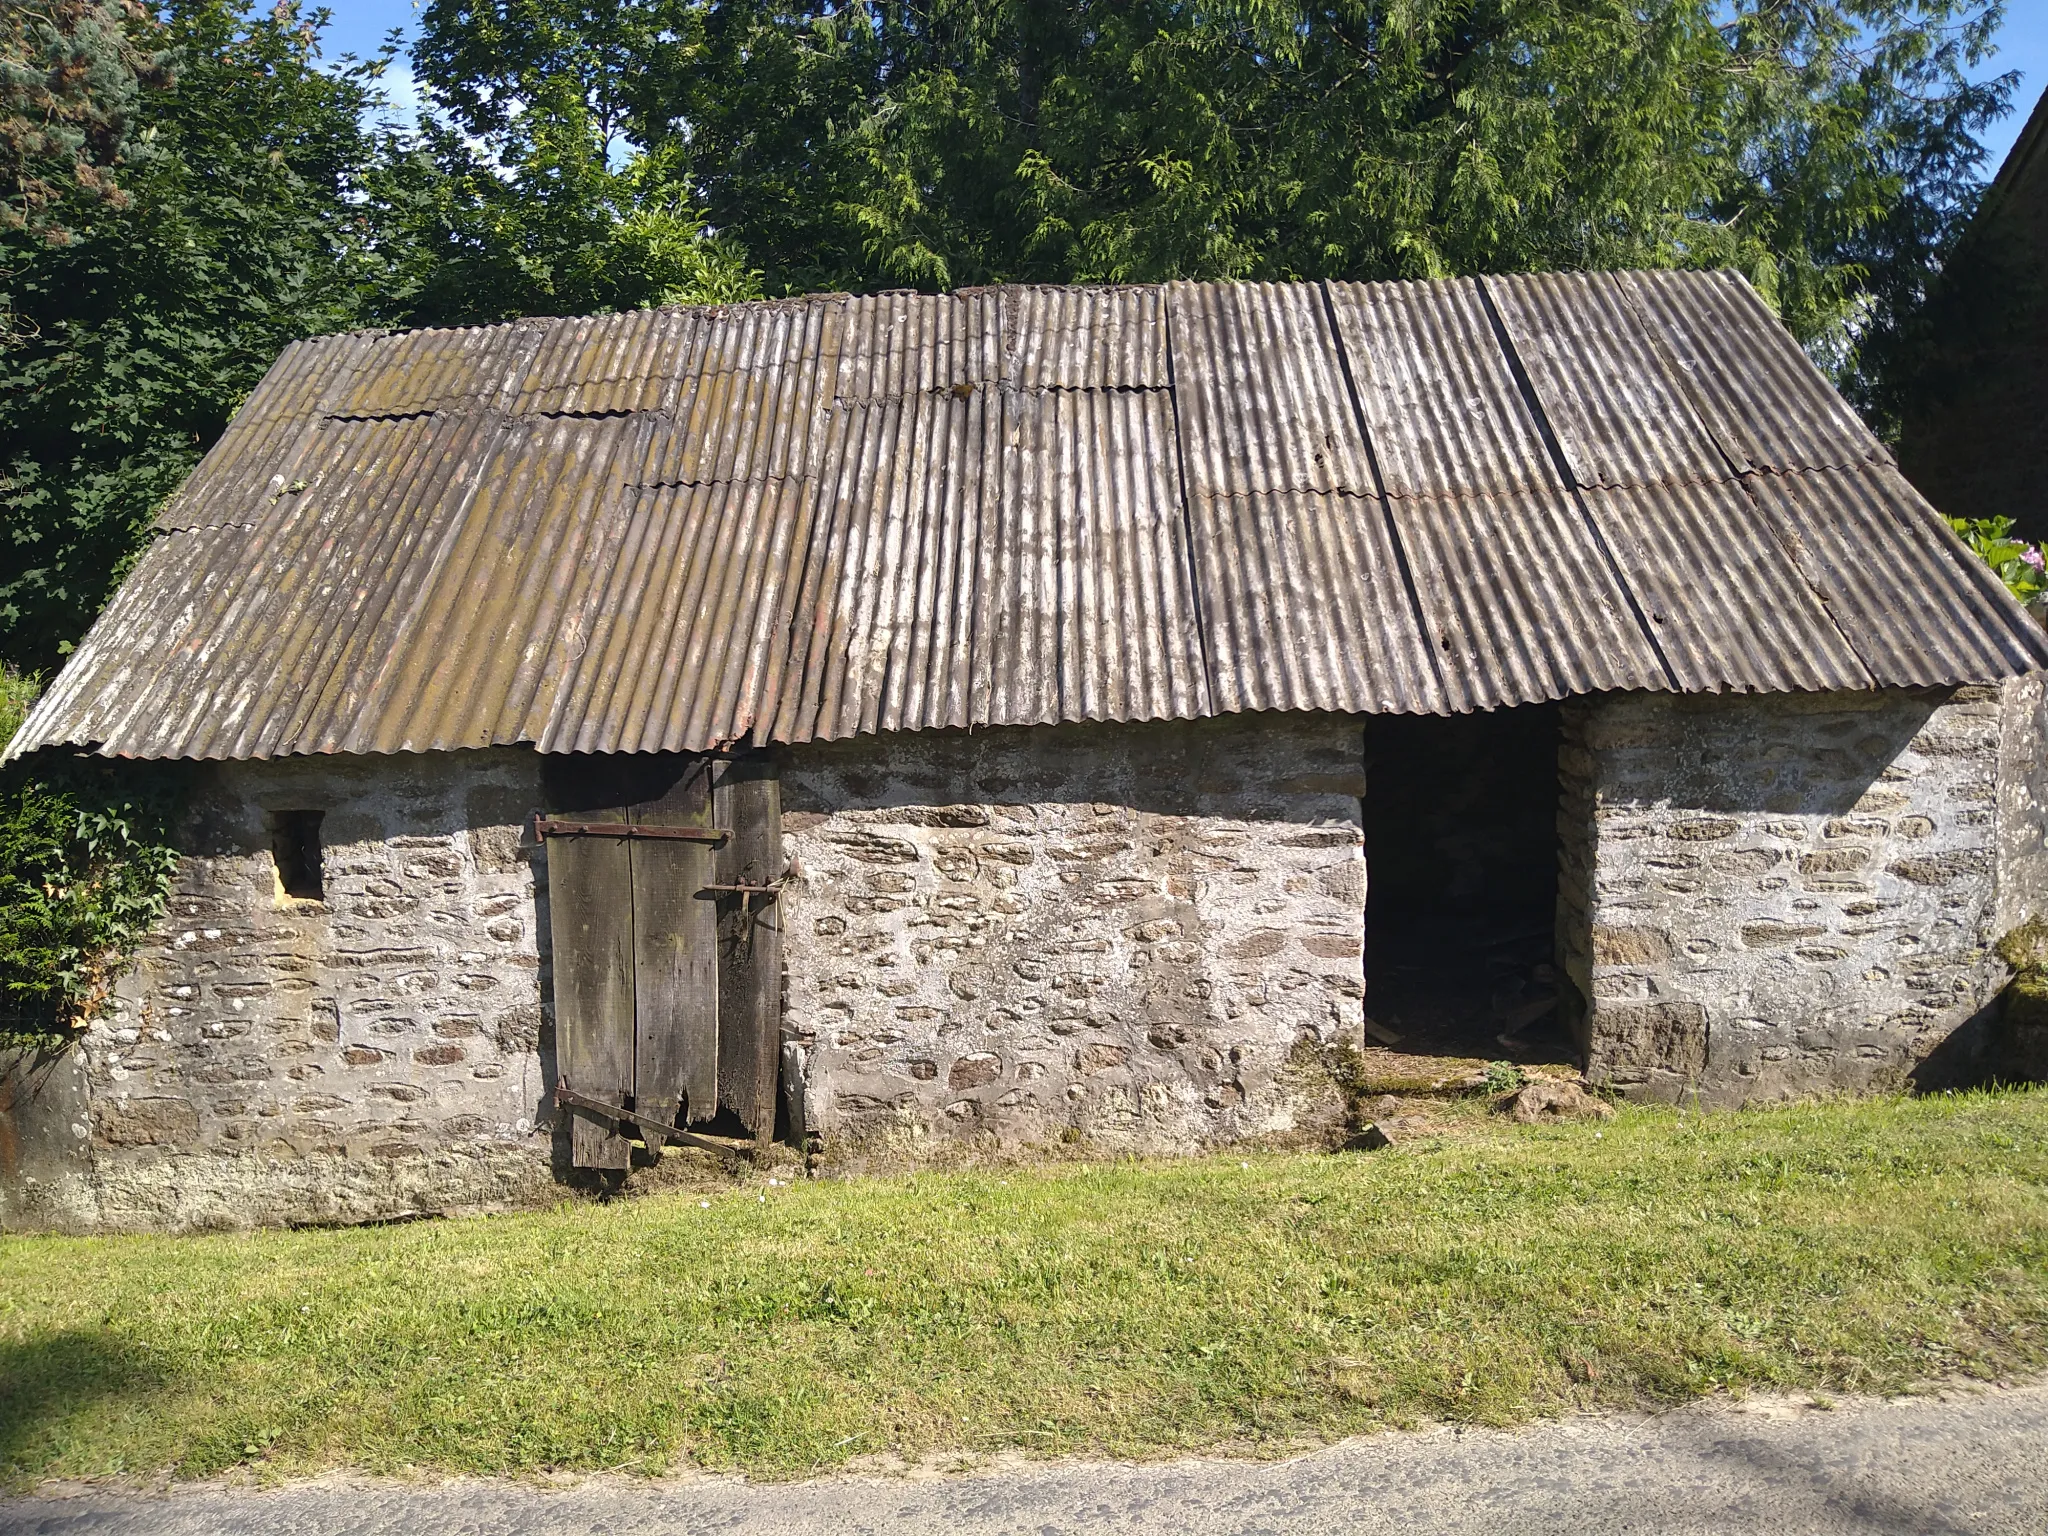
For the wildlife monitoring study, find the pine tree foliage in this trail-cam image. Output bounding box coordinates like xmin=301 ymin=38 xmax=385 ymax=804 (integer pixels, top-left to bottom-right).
xmin=521 ymin=0 xmax=2011 ymax=355
xmin=0 ymin=0 xmax=173 ymax=244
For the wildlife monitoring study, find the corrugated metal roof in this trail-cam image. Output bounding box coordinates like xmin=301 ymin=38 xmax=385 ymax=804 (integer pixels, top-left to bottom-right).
xmin=1324 ymin=278 xmax=1557 ymax=499
xmin=13 ymin=270 xmax=2047 ymax=765
xmin=1170 ymin=281 xmax=1374 ymax=497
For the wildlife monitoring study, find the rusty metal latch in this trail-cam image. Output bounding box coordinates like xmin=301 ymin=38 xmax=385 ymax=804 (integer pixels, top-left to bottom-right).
xmin=534 ymin=816 xmax=728 ymax=844
xmin=698 ymin=880 xmax=785 ymax=896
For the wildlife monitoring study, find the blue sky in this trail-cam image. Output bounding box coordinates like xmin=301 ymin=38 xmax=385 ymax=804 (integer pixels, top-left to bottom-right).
xmin=315 ymin=0 xmax=2048 ymax=173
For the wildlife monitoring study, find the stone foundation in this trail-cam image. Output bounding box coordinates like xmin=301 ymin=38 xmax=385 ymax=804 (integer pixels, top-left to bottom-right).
xmin=1562 ymin=683 xmax=2044 ymax=1103
xmin=779 ymin=714 xmax=1369 ymax=1156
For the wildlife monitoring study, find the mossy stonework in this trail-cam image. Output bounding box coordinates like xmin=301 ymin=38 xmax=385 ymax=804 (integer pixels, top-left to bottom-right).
xmin=0 ymin=718 xmax=1368 ymax=1232
xmin=0 ymin=748 xmax=556 ymax=1233
xmin=4 ymin=683 xmax=2047 ymax=1231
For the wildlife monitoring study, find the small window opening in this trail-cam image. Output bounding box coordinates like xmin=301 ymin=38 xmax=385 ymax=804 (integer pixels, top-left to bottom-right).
xmin=271 ymin=809 xmax=325 ymax=902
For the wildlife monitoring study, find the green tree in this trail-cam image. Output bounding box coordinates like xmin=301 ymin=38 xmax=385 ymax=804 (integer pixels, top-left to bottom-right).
xmin=0 ymin=0 xmax=173 ymax=244
xmin=540 ymin=0 xmax=2008 ymax=358
xmin=380 ymin=0 xmax=757 ymax=325
xmin=0 ymin=0 xmax=391 ymax=674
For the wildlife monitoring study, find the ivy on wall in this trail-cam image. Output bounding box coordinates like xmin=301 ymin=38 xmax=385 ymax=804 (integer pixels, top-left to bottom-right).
xmin=0 ymin=670 xmax=184 ymax=1037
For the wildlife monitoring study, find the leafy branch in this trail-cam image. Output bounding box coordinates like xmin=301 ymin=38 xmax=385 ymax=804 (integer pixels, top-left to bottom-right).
xmin=1947 ymin=515 xmax=2048 ymax=606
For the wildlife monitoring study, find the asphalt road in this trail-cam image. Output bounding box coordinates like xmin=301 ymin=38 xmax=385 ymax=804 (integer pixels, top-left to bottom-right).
xmin=4 ymin=1382 xmax=2043 ymax=1536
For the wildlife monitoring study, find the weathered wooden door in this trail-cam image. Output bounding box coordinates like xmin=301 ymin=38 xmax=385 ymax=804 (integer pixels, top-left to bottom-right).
xmin=540 ymin=753 xmax=782 ymax=1168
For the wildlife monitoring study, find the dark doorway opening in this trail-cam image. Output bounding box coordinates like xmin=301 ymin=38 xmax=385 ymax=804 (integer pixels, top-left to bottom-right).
xmin=1363 ymin=702 xmax=1572 ymax=1068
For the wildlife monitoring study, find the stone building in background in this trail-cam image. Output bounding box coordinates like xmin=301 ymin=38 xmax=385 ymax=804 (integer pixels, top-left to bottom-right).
xmin=5 ymin=272 xmax=2046 ymax=1232
xmin=1900 ymin=86 xmax=2048 ymax=540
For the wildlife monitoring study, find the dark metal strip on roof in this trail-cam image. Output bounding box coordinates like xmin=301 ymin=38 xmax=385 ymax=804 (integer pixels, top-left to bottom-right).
xmin=13 ymin=271 xmax=2046 ymax=767
xmin=1187 ymin=489 xmax=1451 ymax=717
xmin=1480 ymin=271 xmax=1732 ymax=491
xmin=1385 ymin=486 xmax=1668 ymax=710
xmin=1323 ymin=278 xmax=1560 ymax=500
xmin=1576 ymin=478 xmax=1873 ymax=694
xmin=1744 ymin=464 xmax=2048 ymax=685
xmin=1168 ymin=281 xmax=1374 ymax=497
xmin=1617 ymin=269 xmax=1892 ymax=476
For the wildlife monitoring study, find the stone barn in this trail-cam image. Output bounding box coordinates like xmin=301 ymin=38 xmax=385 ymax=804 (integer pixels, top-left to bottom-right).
xmin=5 ymin=271 xmax=2047 ymax=1233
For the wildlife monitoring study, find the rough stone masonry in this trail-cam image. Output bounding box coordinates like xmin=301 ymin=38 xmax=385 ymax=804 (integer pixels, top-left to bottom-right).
xmin=1560 ymin=680 xmax=2048 ymax=1104
xmin=777 ymin=714 xmax=1369 ymax=1155
xmin=1 ymin=749 xmax=555 ymax=1233
xmin=7 ymin=679 xmax=2047 ymax=1233
xmin=0 ymin=715 xmax=1367 ymax=1231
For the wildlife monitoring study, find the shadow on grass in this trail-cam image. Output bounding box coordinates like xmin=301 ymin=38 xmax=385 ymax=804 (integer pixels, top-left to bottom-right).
xmin=0 ymin=1328 xmax=166 ymax=1481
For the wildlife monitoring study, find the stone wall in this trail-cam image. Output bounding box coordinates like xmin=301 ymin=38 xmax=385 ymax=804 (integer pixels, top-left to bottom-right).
xmin=1561 ymin=684 xmax=2028 ymax=1103
xmin=10 ymin=676 xmax=2043 ymax=1230
xmin=1 ymin=749 xmax=557 ymax=1233
xmin=778 ymin=714 xmax=1368 ymax=1156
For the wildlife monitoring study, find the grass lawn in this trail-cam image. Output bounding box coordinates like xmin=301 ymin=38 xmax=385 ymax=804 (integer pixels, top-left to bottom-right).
xmin=4 ymin=1089 xmax=2048 ymax=1487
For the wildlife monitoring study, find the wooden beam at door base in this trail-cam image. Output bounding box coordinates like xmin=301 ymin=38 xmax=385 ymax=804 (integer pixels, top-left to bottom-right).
xmin=553 ymin=1082 xmax=754 ymax=1162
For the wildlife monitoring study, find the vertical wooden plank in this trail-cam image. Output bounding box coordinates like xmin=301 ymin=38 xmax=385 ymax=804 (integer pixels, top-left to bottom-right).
xmin=630 ymin=760 xmax=719 ymax=1138
xmin=547 ymin=821 xmax=636 ymax=1169
xmin=714 ymin=755 xmax=784 ymax=1144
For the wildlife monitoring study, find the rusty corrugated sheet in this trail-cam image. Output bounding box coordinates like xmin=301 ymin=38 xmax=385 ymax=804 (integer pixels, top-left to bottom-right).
xmin=1384 ymin=487 xmax=1669 ymax=710
xmin=989 ymin=386 xmax=1207 ymax=727
xmin=544 ymin=474 xmax=815 ymax=755
xmin=1746 ymin=463 xmax=2048 ymax=686
xmin=1482 ymin=270 xmax=1733 ymax=490
xmin=1188 ymin=488 xmax=1451 ymax=716
xmin=833 ymin=291 xmax=996 ymax=400
xmin=775 ymin=387 xmax=996 ymax=742
xmin=1168 ymin=280 xmax=1373 ymax=496
xmin=330 ymin=321 xmax=549 ymax=420
xmin=12 ymin=271 xmax=2048 ymax=766
xmin=1577 ymin=478 xmax=1872 ymax=694
xmin=641 ymin=302 xmax=845 ymax=487
xmin=158 ymin=330 xmax=387 ymax=531
xmin=1324 ymin=278 xmax=1557 ymax=499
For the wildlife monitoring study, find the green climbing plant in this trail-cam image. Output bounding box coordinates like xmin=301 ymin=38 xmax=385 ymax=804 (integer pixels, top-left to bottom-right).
xmin=0 ymin=669 xmax=184 ymax=1038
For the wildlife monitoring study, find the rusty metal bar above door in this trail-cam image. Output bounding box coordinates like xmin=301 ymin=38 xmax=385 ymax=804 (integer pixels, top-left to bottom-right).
xmin=534 ymin=816 xmax=729 ymax=843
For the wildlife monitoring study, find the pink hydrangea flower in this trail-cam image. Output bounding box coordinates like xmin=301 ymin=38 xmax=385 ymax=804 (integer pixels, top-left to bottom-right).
xmin=2026 ymin=547 xmax=2045 ymax=572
